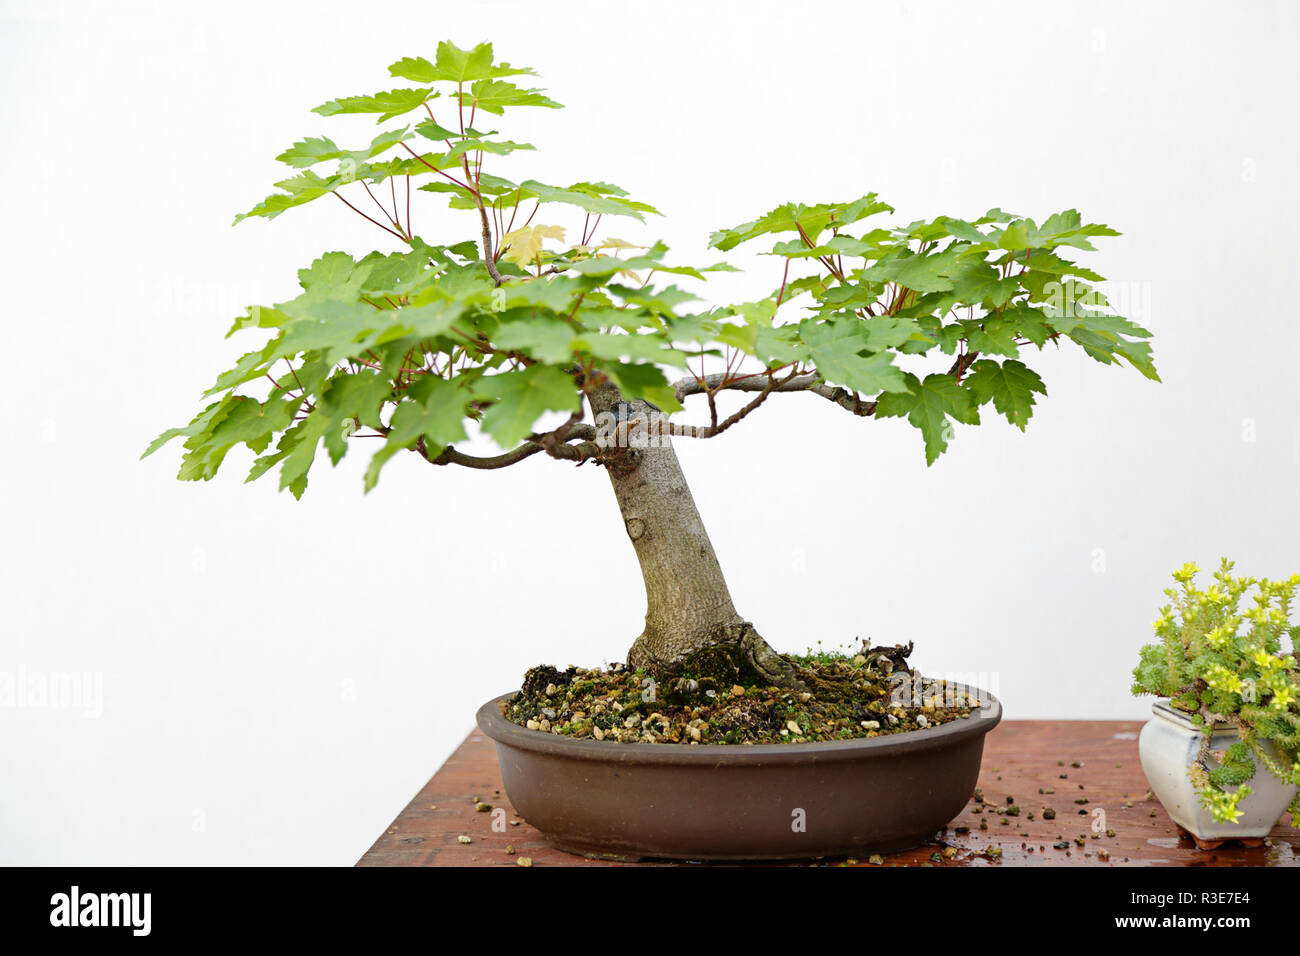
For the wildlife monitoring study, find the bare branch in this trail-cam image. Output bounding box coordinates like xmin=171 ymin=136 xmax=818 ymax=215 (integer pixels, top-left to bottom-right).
xmin=664 ymin=383 xmax=776 ymax=439
xmin=429 ymin=443 xmax=544 ymax=469
xmin=673 ymin=372 xmax=878 ymax=418
xmin=465 ymin=157 xmax=505 ymax=286
xmin=419 ymin=423 xmax=600 ymax=470
xmin=948 ymin=349 xmax=980 ymax=381
xmin=674 ymin=372 xmax=817 ymax=400
xmin=808 ymin=384 xmax=878 ymax=417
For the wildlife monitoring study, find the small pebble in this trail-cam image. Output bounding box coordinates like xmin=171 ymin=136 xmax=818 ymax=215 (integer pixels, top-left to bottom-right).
xmin=517 ymin=857 xmax=533 ymax=867
xmin=457 ymin=835 xmax=472 ymax=844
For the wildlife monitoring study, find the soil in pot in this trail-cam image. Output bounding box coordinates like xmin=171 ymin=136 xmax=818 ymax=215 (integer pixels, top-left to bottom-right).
xmin=500 ymin=640 xmax=980 ymax=745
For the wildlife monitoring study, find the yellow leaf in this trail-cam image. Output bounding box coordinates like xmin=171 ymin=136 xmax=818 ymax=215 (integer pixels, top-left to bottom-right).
xmin=596 ymin=237 xmax=644 ymax=252
xmin=501 ymin=225 xmax=566 ymax=268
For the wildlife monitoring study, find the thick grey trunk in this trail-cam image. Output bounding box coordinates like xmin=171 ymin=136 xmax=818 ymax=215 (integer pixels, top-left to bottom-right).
xmin=589 ymin=383 xmax=800 ymax=686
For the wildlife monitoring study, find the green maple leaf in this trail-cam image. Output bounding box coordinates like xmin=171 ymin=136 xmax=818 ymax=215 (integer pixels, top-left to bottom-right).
xmin=581 ymin=331 xmax=687 ymax=367
xmin=312 ymin=88 xmax=435 ymax=123
xmin=364 ymin=377 xmax=471 ymax=491
xmin=964 ymin=359 xmax=1047 ymax=430
xmin=799 ymin=318 xmax=910 ymax=396
xmin=859 ymin=316 xmax=921 ymax=351
xmin=275 ymin=128 xmax=411 ymax=169
xmin=410 ymin=41 xmax=535 ymax=84
xmin=946 ymin=257 xmax=1019 ymax=307
xmin=708 ymin=195 xmax=892 ymax=251
xmin=493 ymin=318 xmax=579 ymax=364
xmin=997 ymin=220 xmax=1031 ymax=251
xmin=600 ymin=362 xmax=683 ymax=412
xmin=142 ymin=399 xmax=228 ymax=461
xmin=860 ymin=247 xmax=962 ymax=294
xmin=472 ymin=366 xmax=580 ymax=448
xmin=458 ymin=79 xmax=562 ymax=115
xmin=965 ymin=317 xmax=1021 ymax=358
xmin=170 ymin=393 xmax=297 ymax=480
xmin=516 ymin=180 xmax=657 ymax=220
xmin=234 ymin=170 xmax=343 ymax=223
xmin=942 ymin=219 xmax=991 ymax=244
xmin=875 ymin=373 xmax=980 ymax=465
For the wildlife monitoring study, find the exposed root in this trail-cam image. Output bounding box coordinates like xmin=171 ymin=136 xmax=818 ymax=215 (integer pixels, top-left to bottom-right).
xmin=627 ymin=622 xmax=806 ymax=691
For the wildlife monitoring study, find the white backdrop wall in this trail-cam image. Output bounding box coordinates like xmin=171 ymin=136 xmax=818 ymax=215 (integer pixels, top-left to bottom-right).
xmin=1 ymin=0 xmax=1297 ymax=865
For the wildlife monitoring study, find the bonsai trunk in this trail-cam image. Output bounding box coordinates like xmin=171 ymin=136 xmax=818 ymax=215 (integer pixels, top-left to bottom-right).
xmin=589 ymin=383 xmax=802 ymax=687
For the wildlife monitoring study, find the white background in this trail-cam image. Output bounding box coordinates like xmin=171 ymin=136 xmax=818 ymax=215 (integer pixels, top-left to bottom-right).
xmin=2 ymin=0 xmax=1297 ymax=865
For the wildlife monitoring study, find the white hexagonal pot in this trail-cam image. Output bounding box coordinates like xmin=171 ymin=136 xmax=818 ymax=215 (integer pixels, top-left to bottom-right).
xmin=1138 ymin=699 xmax=1297 ymax=848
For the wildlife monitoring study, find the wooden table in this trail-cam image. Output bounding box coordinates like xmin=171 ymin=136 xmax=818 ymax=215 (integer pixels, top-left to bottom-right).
xmin=357 ymin=720 xmax=1299 ymax=866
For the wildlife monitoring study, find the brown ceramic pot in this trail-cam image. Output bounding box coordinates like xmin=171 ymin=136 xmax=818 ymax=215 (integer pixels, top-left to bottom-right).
xmin=476 ymin=687 xmax=1002 ymax=861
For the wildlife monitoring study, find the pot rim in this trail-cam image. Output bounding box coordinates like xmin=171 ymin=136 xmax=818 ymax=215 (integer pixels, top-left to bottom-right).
xmin=476 ymin=683 xmax=1002 ymax=766
xmin=1150 ymin=697 xmax=1236 ymax=733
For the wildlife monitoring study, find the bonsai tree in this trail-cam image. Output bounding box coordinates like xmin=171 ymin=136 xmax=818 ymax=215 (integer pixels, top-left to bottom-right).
xmin=145 ymin=40 xmax=1159 ymax=689
xmin=1133 ymin=560 xmax=1300 ymax=824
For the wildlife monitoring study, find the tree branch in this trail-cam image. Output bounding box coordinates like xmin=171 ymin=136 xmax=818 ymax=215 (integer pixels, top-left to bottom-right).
xmin=429 ymin=443 xmax=544 ymax=469
xmin=461 ymin=154 xmax=504 ymax=286
xmin=664 ymin=379 xmax=780 ymax=439
xmin=673 ymin=372 xmax=879 ymax=418
xmin=948 ymin=349 xmax=980 ymax=381
xmin=420 ymin=424 xmax=600 ymax=470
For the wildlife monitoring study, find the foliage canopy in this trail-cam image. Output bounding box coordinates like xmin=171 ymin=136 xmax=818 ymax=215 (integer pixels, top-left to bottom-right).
xmin=145 ymin=40 xmax=1158 ymax=497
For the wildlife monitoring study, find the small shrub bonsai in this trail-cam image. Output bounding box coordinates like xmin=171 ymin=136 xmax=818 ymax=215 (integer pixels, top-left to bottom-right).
xmin=146 ymin=40 xmax=1158 ymax=709
xmin=1132 ymin=559 xmax=1300 ymax=824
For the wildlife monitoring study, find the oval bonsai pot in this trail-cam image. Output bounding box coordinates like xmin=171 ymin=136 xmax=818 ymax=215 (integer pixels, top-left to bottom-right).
xmin=476 ymin=686 xmax=1002 ymax=861
xmin=1138 ymin=699 xmax=1297 ymax=848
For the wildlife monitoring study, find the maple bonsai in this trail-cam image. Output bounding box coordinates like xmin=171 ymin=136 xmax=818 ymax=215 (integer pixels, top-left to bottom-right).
xmin=145 ymin=41 xmax=1159 ymax=689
